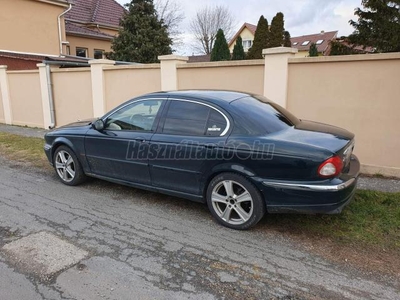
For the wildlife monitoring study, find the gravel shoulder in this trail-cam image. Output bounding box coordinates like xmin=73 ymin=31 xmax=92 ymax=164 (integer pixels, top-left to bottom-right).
xmin=0 ymin=124 xmax=47 ymax=139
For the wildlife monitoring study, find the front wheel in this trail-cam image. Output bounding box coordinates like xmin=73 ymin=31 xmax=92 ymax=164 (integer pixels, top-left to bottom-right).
xmin=206 ymin=173 xmax=266 ymax=230
xmin=53 ymin=145 xmax=86 ymax=186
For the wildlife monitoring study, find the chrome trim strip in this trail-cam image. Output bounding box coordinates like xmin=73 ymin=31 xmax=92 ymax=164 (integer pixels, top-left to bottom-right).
xmin=103 ymin=97 xmax=231 ymax=137
xmin=262 ymin=178 xmax=356 ymax=192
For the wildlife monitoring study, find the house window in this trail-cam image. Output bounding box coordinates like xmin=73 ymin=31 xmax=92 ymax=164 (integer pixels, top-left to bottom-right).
xmin=94 ymin=49 xmax=104 ymax=59
xmin=66 ymin=46 xmax=70 ymax=55
xmin=242 ymin=40 xmax=253 ymax=49
xmin=76 ymin=47 xmax=88 ymax=58
xmin=316 ymin=39 xmax=324 ymax=45
xmin=301 ymin=41 xmax=310 ymax=46
xmin=292 ymin=42 xmax=298 ymax=46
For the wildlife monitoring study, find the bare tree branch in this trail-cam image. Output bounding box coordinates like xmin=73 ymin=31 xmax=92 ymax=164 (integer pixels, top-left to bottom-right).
xmin=190 ymin=5 xmax=235 ymax=54
xmin=154 ymin=0 xmax=185 ymax=50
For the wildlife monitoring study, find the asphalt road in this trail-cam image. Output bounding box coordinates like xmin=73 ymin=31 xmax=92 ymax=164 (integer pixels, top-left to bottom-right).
xmin=0 ymin=161 xmax=399 ymax=300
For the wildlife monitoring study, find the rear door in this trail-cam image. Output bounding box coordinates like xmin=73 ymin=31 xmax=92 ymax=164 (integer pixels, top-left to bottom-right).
xmin=149 ymin=99 xmax=230 ymax=195
xmin=84 ymin=98 xmax=166 ymax=185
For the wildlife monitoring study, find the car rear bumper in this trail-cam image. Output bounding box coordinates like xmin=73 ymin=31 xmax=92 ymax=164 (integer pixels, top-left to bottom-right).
xmin=256 ymin=155 xmax=360 ymax=214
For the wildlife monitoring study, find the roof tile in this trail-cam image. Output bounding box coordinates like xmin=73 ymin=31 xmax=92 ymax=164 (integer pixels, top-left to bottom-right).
xmin=66 ymin=0 xmax=125 ymax=28
xmin=65 ymin=21 xmax=114 ymax=39
xmin=188 ymin=54 xmax=211 ymax=63
xmin=290 ymin=31 xmax=338 ymax=53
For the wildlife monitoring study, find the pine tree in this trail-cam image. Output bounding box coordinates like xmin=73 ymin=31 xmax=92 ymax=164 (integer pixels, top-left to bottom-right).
xmin=349 ymin=0 xmax=400 ymax=52
xmin=309 ymin=43 xmax=319 ymax=57
xmin=210 ymin=29 xmax=231 ymax=61
xmin=269 ymin=12 xmax=285 ymax=47
xmin=329 ymin=41 xmax=356 ymax=56
xmin=247 ymin=16 xmax=269 ymax=59
xmin=283 ymin=31 xmax=292 ymax=47
xmin=232 ymin=36 xmax=246 ymax=60
xmin=108 ymin=0 xmax=172 ymax=63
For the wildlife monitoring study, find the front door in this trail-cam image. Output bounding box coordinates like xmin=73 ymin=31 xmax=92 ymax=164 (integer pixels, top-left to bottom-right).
xmin=85 ymin=99 xmax=165 ymax=185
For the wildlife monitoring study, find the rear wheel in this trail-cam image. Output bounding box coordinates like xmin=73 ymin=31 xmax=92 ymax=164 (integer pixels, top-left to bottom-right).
xmin=206 ymin=173 xmax=266 ymax=230
xmin=53 ymin=145 xmax=86 ymax=186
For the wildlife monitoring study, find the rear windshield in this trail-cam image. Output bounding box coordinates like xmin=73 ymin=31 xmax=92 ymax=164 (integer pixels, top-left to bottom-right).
xmin=231 ymin=96 xmax=300 ymax=135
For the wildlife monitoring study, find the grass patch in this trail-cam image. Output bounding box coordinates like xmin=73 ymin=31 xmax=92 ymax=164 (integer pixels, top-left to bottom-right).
xmin=0 ymin=132 xmax=48 ymax=168
xmin=267 ymin=190 xmax=400 ymax=251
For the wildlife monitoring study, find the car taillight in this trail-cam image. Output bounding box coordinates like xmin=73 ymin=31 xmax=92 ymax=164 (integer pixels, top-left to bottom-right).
xmin=318 ymin=156 xmax=343 ymax=178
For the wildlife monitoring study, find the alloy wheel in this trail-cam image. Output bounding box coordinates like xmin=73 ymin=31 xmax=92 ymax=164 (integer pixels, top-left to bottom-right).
xmin=211 ymin=180 xmax=254 ymax=225
xmin=55 ymin=150 xmax=76 ymax=183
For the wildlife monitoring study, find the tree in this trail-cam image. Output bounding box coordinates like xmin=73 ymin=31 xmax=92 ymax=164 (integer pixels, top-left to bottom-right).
xmin=309 ymin=43 xmax=319 ymax=56
xmin=232 ymin=36 xmax=246 ymax=60
xmin=247 ymin=16 xmax=269 ymax=59
xmin=190 ymin=5 xmax=235 ymax=54
xmin=154 ymin=0 xmax=184 ymax=49
xmin=211 ymin=29 xmax=231 ymax=61
xmin=269 ymin=12 xmax=285 ymax=47
xmin=283 ymin=31 xmax=291 ymax=47
xmin=349 ymin=0 xmax=400 ymax=52
xmin=108 ymin=0 xmax=172 ymax=63
xmin=329 ymin=37 xmax=363 ymax=56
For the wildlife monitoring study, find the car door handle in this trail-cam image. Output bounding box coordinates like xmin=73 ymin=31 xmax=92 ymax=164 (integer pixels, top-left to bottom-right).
xmin=134 ymin=138 xmax=147 ymax=143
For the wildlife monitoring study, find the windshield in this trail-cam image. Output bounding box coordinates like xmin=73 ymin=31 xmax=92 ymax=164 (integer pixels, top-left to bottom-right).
xmin=231 ymin=96 xmax=300 ymax=135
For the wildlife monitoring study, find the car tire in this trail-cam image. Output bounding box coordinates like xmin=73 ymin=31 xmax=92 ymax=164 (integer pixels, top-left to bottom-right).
xmin=206 ymin=173 xmax=266 ymax=230
xmin=53 ymin=145 xmax=86 ymax=186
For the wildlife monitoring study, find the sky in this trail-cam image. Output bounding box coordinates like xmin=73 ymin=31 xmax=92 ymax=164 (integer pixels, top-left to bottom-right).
xmin=116 ymin=0 xmax=362 ymax=55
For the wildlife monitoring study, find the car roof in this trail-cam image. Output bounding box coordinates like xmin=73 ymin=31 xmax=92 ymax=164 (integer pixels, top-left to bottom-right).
xmin=146 ymin=90 xmax=252 ymax=104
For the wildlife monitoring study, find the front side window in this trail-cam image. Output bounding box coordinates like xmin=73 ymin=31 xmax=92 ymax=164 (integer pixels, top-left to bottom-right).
xmin=162 ymin=101 xmax=228 ymax=136
xmin=76 ymin=47 xmax=88 ymax=57
xmin=105 ymin=100 xmax=163 ymax=131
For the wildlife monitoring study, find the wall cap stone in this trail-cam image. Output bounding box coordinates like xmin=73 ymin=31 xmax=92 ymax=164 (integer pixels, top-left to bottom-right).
xmin=88 ymin=59 xmax=115 ymax=65
xmin=158 ymin=55 xmax=189 ymax=62
xmin=289 ymin=52 xmax=400 ymax=64
xmin=262 ymin=47 xmax=298 ymax=55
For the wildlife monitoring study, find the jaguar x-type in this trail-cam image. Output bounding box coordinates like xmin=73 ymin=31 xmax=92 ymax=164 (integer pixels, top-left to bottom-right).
xmin=44 ymin=91 xmax=360 ymax=229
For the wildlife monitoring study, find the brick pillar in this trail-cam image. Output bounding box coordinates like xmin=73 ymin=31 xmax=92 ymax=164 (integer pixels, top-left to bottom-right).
xmin=158 ymin=55 xmax=188 ymax=91
xmin=0 ymin=65 xmax=12 ymax=125
xmin=263 ymin=47 xmax=298 ymax=108
xmin=89 ymin=59 xmax=115 ymax=117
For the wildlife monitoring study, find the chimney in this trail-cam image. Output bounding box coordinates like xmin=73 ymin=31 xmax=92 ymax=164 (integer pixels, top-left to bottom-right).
xmin=321 ymin=30 xmax=325 ymax=34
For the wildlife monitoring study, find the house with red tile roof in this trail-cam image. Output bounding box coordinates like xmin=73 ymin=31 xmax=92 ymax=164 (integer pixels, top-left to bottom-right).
xmin=64 ymin=0 xmax=126 ymax=59
xmin=228 ymin=22 xmax=339 ymax=57
xmin=0 ymin=0 xmax=125 ymax=69
xmin=291 ymin=31 xmax=338 ymax=56
xmin=228 ymin=23 xmax=258 ymax=54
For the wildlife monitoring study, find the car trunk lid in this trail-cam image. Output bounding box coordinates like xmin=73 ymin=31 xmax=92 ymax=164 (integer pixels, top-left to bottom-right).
xmin=271 ymin=120 xmax=354 ymax=154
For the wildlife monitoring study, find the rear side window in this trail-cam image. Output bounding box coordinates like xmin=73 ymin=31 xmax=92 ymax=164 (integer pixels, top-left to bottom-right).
xmin=162 ymin=101 xmax=228 ymax=136
xmin=206 ymin=110 xmax=227 ymax=136
xmin=231 ymin=96 xmax=299 ymax=135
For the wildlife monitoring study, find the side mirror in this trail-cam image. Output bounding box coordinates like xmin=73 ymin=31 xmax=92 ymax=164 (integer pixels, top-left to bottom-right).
xmin=92 ymin=119 xmax=105 ymax=131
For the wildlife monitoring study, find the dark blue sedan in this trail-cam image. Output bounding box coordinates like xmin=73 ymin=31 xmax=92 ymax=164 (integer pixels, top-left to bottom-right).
xmin=44 ymin=90 xmax=360 ymax=229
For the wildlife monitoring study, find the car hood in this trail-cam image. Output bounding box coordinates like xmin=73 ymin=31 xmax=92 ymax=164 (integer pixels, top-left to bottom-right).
xmin=271 ymin=120 xmax=354 ymax=153
xmin=58 ymin=118 xmax=97 ymax=129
